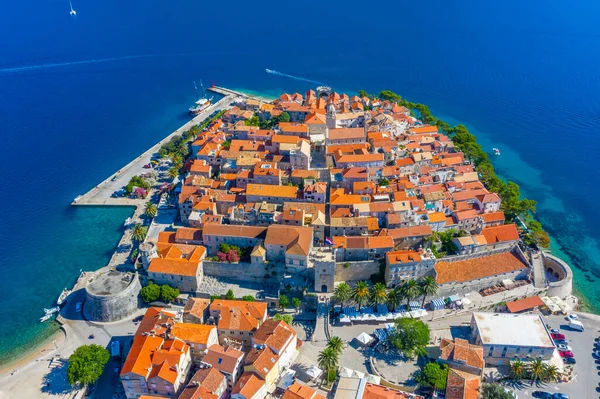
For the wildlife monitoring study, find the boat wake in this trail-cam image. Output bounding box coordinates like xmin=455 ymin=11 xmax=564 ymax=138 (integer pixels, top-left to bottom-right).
xmin=265 ymin=68 xmax=324 ymax=85
xmin=0 ymin=52 xmax=217 ymax=75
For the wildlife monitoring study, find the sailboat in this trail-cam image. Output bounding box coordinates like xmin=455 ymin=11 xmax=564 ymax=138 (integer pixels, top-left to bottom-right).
xmin=188 ymin=81 xmax=213 ymax=115
xmin=69 ymin=0 xmax=76 ymax=16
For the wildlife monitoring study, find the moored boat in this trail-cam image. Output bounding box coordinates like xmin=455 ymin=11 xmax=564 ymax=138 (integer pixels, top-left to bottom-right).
xmin=493 ymin=147 xmax=500 ymax=156
xmin=188 ymin=80 xmax=213 ymax=115
xmin=44 ymin=306 xmax=60 ymax=315
xmin=57 ymin=288 xmax=71 ymax=306
xmin=40 ymin=314 xmax=53 ymax=322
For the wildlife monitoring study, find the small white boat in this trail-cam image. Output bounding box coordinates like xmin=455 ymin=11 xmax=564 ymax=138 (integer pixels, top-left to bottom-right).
xmin=124 ymin=217 xmax=133 ymax=227
xmin=493 ymin=147 xmax=500 ymax=156
xmin=57 ymin=288 xmax=71 ymax=306
xmin=69 ymin=0 xmax=76 ymax=16
xmin=40 ymin=314 xmax=53 ymax=322
xmin=44 ymin=307 xmax=60 ymax=315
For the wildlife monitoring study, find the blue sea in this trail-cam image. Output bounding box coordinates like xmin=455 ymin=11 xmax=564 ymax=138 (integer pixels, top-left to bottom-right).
xmin=1 ymin=0 xmax=600 ymax=362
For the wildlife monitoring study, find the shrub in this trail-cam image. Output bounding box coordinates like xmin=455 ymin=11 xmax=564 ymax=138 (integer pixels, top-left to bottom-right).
xmin=160 ymin=284 xmax=180 ymax=302
xmin=140 ymin=283 xmax=161 ymax=303
xmin=225 ymin=289 xmax=235 ymax=300
xmin=66 ymin=344 xmax=110 ymax=386
xmin=242 ymin=295 xmax=255 ymax=302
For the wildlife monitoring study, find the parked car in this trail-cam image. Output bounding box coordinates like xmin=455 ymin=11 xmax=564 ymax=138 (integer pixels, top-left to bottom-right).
xmin=143 ymin=163 xmax=152 ymax=169
xmin=111 ymin=175 xmax=118 ymax=182
xmin=562 ymin=357 xmax=576 ymax=364
xmin=75 ymin=302 xmax=82 ymax=312
xmin=532 ymin=392 xmax=553 ymax=399
xmin=550 ymin=328 xmax=560 ymax=334
xmin=551 ymin=333 xmax=566 ymax=340
xmin=554 ymin=339 xmax=569 ymax=345
xmin=566 ymin=314 xmax=578 ymax=321
xmin=556 ymin=344 xmax=572 ymax=351
xmin=559 ymin=350 xmax=574 ymax=358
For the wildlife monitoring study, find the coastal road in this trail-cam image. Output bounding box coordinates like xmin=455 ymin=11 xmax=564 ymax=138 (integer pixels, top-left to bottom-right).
xmin=74 ymin=94 xmax=235 ymax=205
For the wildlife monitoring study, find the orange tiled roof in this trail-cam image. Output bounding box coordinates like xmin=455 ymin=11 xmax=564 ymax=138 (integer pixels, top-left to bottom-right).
xmin=210 ymin=300 xmax=267 ymax=331
xmin=506 ymin=295 xmax=545 ymax=313
xmin=439 ymin=338 xmax=483 ymax=369
xmin=246 ymin=184 xmax=298 ymax=199
xmin=252 ymin=319 xmax=296 ymax=353
xmin=282 ymin=383 xmax=326 ymax=399
xmin=171 ymin=323 xmax=216 ymax=345
xmin=435 ymin=249 xmax=528 ymax=285
xmin=481 ymin=224 xmax=519 ymax=243
xmin=203 ymin=344 xmax=245 ymax=374
xmin=245 ymin=346 xmax=279 ymax=378
xmin=387 ymin=250 xmax=422 ymax=264
xmin=233 ymin=372 xmax=265 ymax=399
xmin=446 ymin=368 xmax=481 ymax=399
xmin=363 ymin=382 xmax=424 ymax=399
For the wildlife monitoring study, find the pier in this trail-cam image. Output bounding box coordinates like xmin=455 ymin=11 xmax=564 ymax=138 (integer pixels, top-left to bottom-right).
xmin=72 ymin=93 xmax=236 ymax=207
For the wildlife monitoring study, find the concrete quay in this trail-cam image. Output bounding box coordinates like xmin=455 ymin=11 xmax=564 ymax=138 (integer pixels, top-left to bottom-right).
xmin=72 ymin=93 xmax=235 ymax=206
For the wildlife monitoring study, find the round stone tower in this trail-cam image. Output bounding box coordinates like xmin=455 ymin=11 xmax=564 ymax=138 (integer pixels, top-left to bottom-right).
xmin=316 ymin=85 xmax=332 ymax=101
xmin=83 ymin=270 xmax=141 ymax=322
xmin=139 ymin=241 xmax=158 ymax=270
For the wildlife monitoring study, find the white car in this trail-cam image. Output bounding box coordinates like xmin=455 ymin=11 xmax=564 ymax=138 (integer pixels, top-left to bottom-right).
xmin=567 ymin=314 xmax=578 ymax=321
xmin=556 ymin=344 xmax=572 ymax=351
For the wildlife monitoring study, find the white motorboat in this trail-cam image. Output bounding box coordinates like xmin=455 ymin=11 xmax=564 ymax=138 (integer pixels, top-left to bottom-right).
xmin=44 ymin=306 xmax=60 ymax=315
xmin=57 ymin=288 xmax=71 ymax=306
xmin=69 ymin=0 xmax=76 ymax=16
xmin=493 ymin=147 xmax=500 ymax=156
xmin=40 ymin=314 xmax=53 ymax=322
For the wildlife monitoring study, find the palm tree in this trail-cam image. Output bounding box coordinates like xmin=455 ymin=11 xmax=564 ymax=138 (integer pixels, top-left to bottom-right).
xmin=527 ymin=359 xmax=546 ymax=382
xmin=132 ymin=224 xmax=146 ymax=242
xmin=370 ymin=282 xmax=388 ymax=306
xmin=542 ymin=364 xmax=559 ymax=382
xmin=317 ymin=347 xmax=338 ymax=375
xmin=326 ymin=336 xmax=344 ymax=356
xmin=352 ymin=281 xmax=370 ymax=311
xmin=418 ymin=276 xmax=438 ymax=308
xmin=510 ymin=359 xmax=525 ymax=380
xmin=144 ymin=202 xmax=157 ymax=218
xmin=386 ymin=288 xmax=401 ymax=312
xmin=333 ymin=283 xmax=352 ymax=308
xmin=168 ymin=167 xmax=179 ymax=180
xmin=401 ymin=279 xmax=420 ymax=308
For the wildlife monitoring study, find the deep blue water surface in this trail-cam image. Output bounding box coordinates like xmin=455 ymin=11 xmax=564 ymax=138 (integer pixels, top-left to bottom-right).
xmin=1 ymin=0 xmax=600 ymax=361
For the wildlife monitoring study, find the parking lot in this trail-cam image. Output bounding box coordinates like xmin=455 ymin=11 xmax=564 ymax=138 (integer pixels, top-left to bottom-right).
xmin=503 ymin=313 xmax=600 ymax=399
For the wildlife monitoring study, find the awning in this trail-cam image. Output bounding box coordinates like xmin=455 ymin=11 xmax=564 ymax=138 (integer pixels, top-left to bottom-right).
xmin=355 ymin=332 xmax=374 ymax=346
xmin=306 ymin=365 xmax=322 ymax=380
xmin=448 ymin=295 xmax=460 ymax=302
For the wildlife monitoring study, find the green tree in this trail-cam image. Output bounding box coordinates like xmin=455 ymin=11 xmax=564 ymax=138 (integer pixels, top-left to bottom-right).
xmin=379 ymin=178 xmax=389 ymax=187
xmin=279 ymin=294 xmax=289 ymax=311
xmin=357 ymin=90 xmax=369 ymax=98
xmin=416 ymin=362 xmax=448 ymax=390
xmin=326 ymin=336 xmax=344 ymax=356
xmin=542 ymin=364 xmax=559 ymax=382
xmin=66 ymin=344 xmax=110 ymax=386
xmin=140 ymin=283 xmax=161 ymax=303
xmin=400 ymin=279 xmax=420 ymax=307
xmin=481 ymin=383 xmax=514 ymax=399
xmin=527 ymin=359 xmax=545 ymax=382
xmin=352 ymin=281 xmax=370 ymax=310
xmin=226 ymin=289 xmax=235 ymax=300
xmin=292 ymin=297 xmax=302 ymax=313
xmin=273 ymin=313 xmax=293 ymax=324
xmin=389 ymin=318 xmax=430 ymax=358
xmin=242 ymin=295 xmax=255 ymax=302
xmin=144 ymin=202 xmax=157 ymax=218
xmin=418 ymin=276 xmax=438 ymax=308
xmin=245 ymin=115 xmax=260 ymax=126
xmin=132 ymin=224 xmax=147 ymax=242
xmin=509 ymin=359 xmax=525 ymax=379
xmin=386 ymin=287 xmax=402 ymax=311
xmin=317 ymin=347 xmax=338 ymax=375
xmin=370 ymin=282 xmax=388 ymax=306
xmin=160 ymin=284 xmax=180 ymax=302
xmin=168 ymin=167 xmax=179 ymax=180
xmin=277 ymin=112 xmax=290 ymax=123
xmin=333 ymin=283 xmax=352 ymax=307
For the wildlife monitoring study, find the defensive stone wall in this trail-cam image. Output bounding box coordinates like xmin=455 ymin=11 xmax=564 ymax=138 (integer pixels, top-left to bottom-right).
xmin=84 ymin=270 xmax=142 ymax=323
xmin=334 ymin=260 xmax=381 ymax=282
xmin=203 ymin=261 xmax=266 ymax=282
xmin=543 ymin=253 xmax=573 ymax=298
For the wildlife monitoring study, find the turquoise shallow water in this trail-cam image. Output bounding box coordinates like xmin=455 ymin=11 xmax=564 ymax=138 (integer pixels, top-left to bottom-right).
xmin=2 ymin=0 xmax=600 ymax=364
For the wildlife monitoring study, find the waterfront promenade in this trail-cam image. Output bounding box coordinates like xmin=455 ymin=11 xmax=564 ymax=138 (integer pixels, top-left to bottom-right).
xmin=72 ymin=92 xmax=236 ymax=206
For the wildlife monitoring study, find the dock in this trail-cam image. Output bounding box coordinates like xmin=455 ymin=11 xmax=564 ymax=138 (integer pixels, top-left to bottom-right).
xmin=72 ymin=93 xmax=236 ymax=207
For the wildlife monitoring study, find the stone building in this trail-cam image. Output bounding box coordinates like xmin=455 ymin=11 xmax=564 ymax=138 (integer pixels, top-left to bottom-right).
xmin=84 ymin=270 xmax=141 ymax=323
